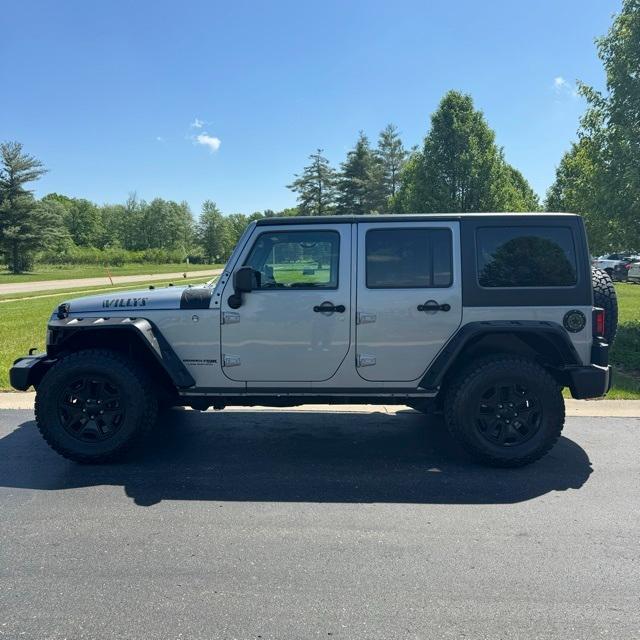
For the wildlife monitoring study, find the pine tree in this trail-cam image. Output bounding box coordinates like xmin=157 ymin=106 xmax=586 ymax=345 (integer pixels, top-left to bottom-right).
xmin=336 ymin=133 xmax=383 ymax=215
xmin=376 ymin=124 xmax=407 ymax=211
xmin=0 ymin=141 xmax=63 ymax=272
xmin=287 ymin=149 xmax=337 ymax=216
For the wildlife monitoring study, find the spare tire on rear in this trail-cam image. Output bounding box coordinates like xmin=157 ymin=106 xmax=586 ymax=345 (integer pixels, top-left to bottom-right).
xmin=592 ymin=267 xmax=618 ymax=345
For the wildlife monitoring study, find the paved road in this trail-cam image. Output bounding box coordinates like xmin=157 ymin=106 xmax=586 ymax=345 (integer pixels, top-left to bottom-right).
xmin=0 ymin=269 xmax=222 ymax=295
xmin=0 ymin=408 xmax=638 ymax=639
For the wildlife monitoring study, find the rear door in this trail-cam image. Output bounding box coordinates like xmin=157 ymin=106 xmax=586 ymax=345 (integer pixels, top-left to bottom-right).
xmin=355 ymin=221 xmax=462 ymax=382
xmin=220 ymin=223 xmax=351 ymax=382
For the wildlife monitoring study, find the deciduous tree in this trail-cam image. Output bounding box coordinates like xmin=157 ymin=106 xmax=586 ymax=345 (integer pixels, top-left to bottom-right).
xmin=395 ymin=91 xmax=538 ymax=213
xmin=546 ymin=0 xmax=640 ymax=251
xmin=197 ymin=200 xmax=233 ymax=262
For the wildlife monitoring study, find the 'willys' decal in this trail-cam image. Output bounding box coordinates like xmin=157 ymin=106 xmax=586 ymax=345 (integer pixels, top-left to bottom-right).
xmin=102 ymin=297 xmax=149 ymax=308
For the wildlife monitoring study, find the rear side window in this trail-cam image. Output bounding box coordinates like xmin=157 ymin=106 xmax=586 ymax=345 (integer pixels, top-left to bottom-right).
xmin=477 ymin=226 xmax=577 ymax=288
xmin=366 ymin=228 xmax=452 ymax=288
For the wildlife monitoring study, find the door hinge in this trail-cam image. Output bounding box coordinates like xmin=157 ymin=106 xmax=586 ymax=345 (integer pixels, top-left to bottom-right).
xmin=356 ymin=312 xmax=377 ymax=325
xmin=357 ymin=354 xmax=376 ymax=367
xmin=222 ymin=312 xmax=240 ymax=324
xmin=223 ymin=355 xmax=241 ymax=367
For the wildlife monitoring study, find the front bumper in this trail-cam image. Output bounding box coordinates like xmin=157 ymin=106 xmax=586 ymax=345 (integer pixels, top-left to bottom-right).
xmin=9 ymin=353 xmax=55 ymax=391
xmin=568 ymin=365 xmax=612 ymax=399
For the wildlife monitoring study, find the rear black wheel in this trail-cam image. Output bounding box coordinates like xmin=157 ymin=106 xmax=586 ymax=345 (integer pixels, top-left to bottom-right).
xmin=445 ymin=356 xmax=564 ymax=467
xmin=473 ymin=381 xmax=543 ymax=447
xmin=35 ymin=349 xmax=158 ymax=463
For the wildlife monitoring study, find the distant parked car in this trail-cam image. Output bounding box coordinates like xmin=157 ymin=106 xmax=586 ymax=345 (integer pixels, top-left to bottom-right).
xmin=593 ymin=253 xmax=640 ymax=281
xmin=627 ymin=261 xmax=640 ymax=284
xmin=612 ymin=261 xmax=633 ymax=282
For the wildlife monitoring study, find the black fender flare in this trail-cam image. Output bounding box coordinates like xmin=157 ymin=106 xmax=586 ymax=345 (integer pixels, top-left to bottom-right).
xmin=419 ymin=320 xmax=582 ymax=390
xmin=46 ymin=317 xmax=195 ymax=389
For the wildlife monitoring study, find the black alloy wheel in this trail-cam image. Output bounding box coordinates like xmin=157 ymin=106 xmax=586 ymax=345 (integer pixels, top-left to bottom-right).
xmin=475 ymin=382 xmax=542 ymax=447
xmin=58 ymin=375 xmax=126 ymax=443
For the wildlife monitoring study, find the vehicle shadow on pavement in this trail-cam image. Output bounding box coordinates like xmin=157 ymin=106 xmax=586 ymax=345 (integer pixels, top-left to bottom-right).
xmin=0 ymin=409 xmax=592 ymax=507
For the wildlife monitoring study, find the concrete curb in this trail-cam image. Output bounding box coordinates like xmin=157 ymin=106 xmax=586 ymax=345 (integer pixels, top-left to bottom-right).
xmin=1 ymin=392 xmax=639 ymax=417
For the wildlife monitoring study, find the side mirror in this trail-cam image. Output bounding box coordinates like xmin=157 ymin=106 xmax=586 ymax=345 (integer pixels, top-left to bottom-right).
xmin=228 ymin=267 xmax=260 ymax=309
xmin=234 ymin=266 xmax=258 ymax=293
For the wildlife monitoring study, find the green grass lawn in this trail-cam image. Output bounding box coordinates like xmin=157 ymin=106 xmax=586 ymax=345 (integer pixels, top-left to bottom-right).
xmin=606 ymin=282 xmax=640 ymax=398
xmin=614 ymin=282 xmax=640 ymax=324
xmin=0 ymin=262 xmax=221 ymax=284
xmin=1 ymin=278 xmax=639 ymax=396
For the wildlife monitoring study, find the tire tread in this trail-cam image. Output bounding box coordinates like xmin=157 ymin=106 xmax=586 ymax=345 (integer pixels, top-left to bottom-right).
xmin=591 ymin=267 xmax=618 ymax=345
xmin=444 ymin=355 xmax=565 ymax=467
xmin=34 ymin=349 xmax=158 ymax=463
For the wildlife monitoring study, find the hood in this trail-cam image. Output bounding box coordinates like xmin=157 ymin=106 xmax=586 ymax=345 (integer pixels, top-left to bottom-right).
xmin=63 ymin=284 xmax=210 ymax=314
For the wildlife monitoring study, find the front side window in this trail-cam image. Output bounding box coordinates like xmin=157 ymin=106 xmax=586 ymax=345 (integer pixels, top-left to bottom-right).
xmin=366 ymin=228 xmax=453 ymax=288
xmin=477 ymin=226 xmax=577 ymax=288
xmin=245 ymin=230 xmax=339 ymax=289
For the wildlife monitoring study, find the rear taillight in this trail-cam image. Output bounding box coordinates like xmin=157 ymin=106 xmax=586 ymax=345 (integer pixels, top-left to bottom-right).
xmin=593 ymin=307 xmax=605 ymax=338
xmin=626 ymin=263 xmax=633 ymax=270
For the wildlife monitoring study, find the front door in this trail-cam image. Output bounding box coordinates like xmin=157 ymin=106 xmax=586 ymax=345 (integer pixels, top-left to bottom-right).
xmin=355 ymin=221 xmax=462 ymax=382
xmin=221 ymin=224 xmax=351 ymax=383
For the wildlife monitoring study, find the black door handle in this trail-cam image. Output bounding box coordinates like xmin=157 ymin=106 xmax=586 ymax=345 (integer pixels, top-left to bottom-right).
xmin=418 ymin=300 xmax=451 ymax=312
xmin=313 ymin=302 xmax=346 ymax=313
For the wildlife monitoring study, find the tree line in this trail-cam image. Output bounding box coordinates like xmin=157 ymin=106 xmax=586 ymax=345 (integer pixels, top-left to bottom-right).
xmin=1 ymin=0 xmax=636 ymax=272
xmin=287 ymin=0 xmax=639 ymax=254
xmin=287 ymin=94 xmax=540 ymax=217
xmin=2 ymin=87 xmax=538 ymax=274
xmin=0 ymin=143 xmax=296 ymax=272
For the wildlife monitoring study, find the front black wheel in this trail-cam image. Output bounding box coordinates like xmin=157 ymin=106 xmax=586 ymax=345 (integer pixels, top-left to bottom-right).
xmin=35 ymin=349 xmax=158 ymax=463
xmin=445 ymin=356 xmax=564 ymax=467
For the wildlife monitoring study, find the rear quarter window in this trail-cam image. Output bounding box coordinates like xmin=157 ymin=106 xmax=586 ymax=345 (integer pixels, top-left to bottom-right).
xmin=477 ymin=226 xmax=577 ymax=288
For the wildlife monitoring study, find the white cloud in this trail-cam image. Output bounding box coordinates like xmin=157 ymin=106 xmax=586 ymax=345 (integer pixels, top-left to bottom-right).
xmin=195 ymin=133 xmax=221 ymax=152
xmin=553 ymin=76 xmax=578 ymax=98
xmin=191 ymin=118 xmax=205 ymax=129
xmin=156 ymin=136 xmax=165 ymax=142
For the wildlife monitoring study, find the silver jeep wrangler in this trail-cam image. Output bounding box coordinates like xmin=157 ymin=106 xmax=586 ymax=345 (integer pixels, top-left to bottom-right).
xmin=11 ymin=213 xmax=616 ymax=467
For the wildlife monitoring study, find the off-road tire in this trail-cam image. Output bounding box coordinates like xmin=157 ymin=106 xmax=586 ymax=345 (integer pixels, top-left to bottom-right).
xmin=444 ymin=356 xmax=565 ymax=467
xmin=592 ymin=267 xmax=618 ymax=345
xmin=34 ymin=349 xmax=158 ymax=463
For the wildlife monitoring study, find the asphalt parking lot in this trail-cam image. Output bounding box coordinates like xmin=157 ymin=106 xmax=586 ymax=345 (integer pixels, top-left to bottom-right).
xmin=0 ymin=407 xmax=638 ymax=639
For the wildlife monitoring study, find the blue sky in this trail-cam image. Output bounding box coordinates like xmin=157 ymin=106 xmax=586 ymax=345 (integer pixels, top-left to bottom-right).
xmin=1 ymin=0 xmax=621 ymax=216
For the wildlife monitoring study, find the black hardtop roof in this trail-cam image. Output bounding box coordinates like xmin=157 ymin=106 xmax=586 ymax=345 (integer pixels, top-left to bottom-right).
xmin=255 ymin=212 xmax=580 ymax=226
